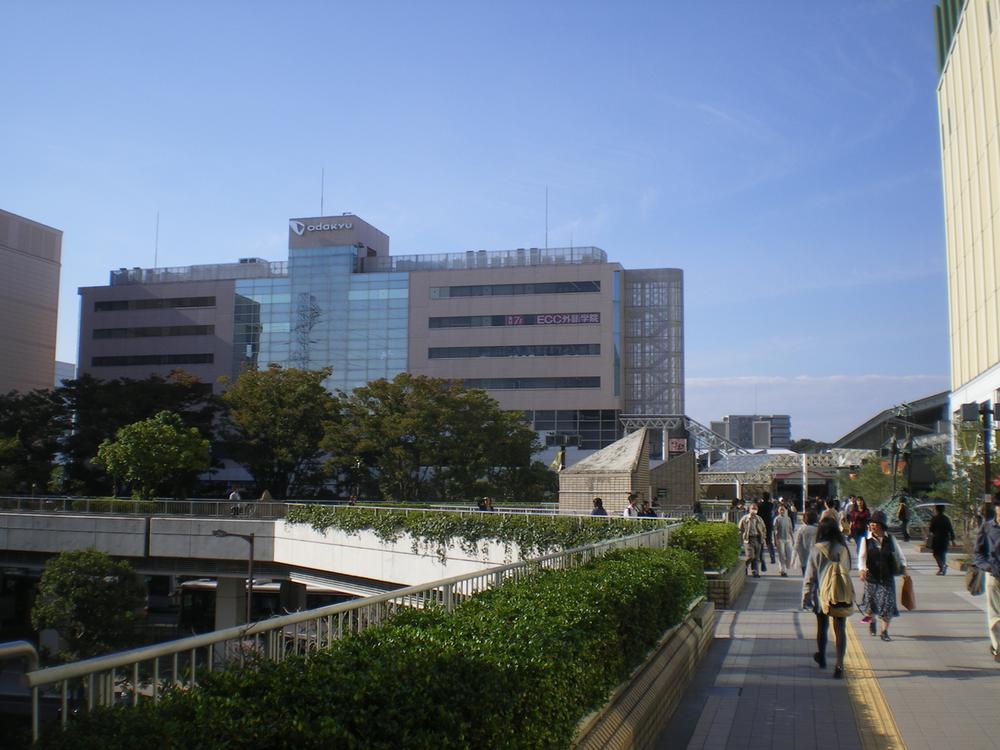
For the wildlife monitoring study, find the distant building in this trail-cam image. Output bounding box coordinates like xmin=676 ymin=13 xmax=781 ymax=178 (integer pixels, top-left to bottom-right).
xmin=710 ymin=414 xmax=791 ymax=450
xmin=832 ymin=391 xmax=950 ymax=495
xmin=935 ymin=1 xmax=1000 ymax=417
xmin=78 ymin=213 xmax=684 ymax=453
xmin=0 ymin=209 xmax=62 ymax=394
xmin=54 ymin=361 xmax=76 ymax=388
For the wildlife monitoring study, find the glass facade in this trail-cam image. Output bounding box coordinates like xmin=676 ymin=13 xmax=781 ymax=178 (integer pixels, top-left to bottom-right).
xmin=522 ymin=409 xmax=621 ymax=449
xmin=234 ymin=246 xmax=408 ymax=393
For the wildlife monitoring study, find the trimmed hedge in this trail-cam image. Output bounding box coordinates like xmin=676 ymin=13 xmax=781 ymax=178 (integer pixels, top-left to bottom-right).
xmin=70 ymin=499 xmax=157 ymax=514
xmin=286 ymin=505 xmax=671 ymax=559
xmin=36 ymin=547 xmax=704 ymax=750
xmin=670 ymin=520 xmax=741 ymax=570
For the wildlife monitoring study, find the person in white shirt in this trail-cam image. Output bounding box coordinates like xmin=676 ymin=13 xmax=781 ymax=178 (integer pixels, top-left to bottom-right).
xmin=622 ymin=494 xmax=640 ymax=518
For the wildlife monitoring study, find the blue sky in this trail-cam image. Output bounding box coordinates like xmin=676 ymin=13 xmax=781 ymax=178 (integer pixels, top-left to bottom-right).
xmin=2 ymin=1 xmax=949 ymax=441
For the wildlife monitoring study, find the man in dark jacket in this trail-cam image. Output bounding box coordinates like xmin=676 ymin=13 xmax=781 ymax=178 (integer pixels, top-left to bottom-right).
xmin=758 ymin=492 xmax=776 ymax=565
xmin=973 ymin=495 xmax=1000 ymax=662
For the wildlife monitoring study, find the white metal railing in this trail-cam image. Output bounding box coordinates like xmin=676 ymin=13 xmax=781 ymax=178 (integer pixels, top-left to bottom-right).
xmin=0 ymin=496 xmax=699 ymax=523
xmin=0 ymin=496 xmax=291 ymax=520
xmin=18 ymin=523 xmax=678 ymax=741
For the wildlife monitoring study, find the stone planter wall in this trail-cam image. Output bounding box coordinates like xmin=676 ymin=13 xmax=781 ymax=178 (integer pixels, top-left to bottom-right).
xmin=572 ymin=598 xmax=716 ymax=750
xmin=705 ymin=562 xmax=745 ymax=609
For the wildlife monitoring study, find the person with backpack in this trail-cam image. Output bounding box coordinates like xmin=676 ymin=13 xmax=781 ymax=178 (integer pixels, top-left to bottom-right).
xmin=859 ymin=510 xmax=907 ymax=641
xmin=802 ymin=517 xmax=854 ymax=678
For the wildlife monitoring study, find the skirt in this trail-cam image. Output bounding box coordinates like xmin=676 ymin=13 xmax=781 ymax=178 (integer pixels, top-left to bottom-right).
xmin=862 ymin=577 xmax=899 ymax=619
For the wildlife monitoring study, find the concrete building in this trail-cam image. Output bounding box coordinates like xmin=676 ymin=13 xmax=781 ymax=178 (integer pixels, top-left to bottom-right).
xmin=0 ymin=209 xmax=62 ymax=395
xmin=78 ymin=214 xmax=684 ymax=453
xmin=935 ymin=0 xmax=1000 ymax=417
xmin=709 ymin=414 xmax=791 ymax=450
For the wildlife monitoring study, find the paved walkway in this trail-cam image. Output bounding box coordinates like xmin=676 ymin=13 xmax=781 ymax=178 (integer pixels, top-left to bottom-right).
xmin=658 ymin=539 xmax=1000 ymax=750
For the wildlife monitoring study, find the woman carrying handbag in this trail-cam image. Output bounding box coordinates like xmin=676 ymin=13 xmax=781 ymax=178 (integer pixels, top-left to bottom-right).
xmin=859 ymin=511 xmax=908 ymax=641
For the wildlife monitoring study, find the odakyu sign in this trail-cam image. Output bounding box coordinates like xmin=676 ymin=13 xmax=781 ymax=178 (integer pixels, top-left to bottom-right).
xmin=289 ymin=220 xmax=354 ymax=236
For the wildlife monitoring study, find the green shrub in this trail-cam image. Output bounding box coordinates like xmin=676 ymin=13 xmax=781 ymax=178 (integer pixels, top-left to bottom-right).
xmin=286 ymin=505 xmax=670 ymax=559
xmin=36 ymin=547 xmax=704 ymax=750
xmin=670 ymin=520 xmax=741 ymax=570
xmin=70 ymin=498 xmax=157 ymax=514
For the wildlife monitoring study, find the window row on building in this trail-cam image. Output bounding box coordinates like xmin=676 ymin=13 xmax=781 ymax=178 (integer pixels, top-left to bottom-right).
xmin=91 ymin=353 xmax=215 ymax=367
xmin=429 ymin=312 xmax=601 ymax=328
xmin=429 ymin=280 xmax=601 ymax=299
xmin=94 ymin=296 xmax=216 ymax=312
xmin=459 ymin=376 xmax=600 ymax=389
xmin=93 ymin=325 xmax=215 ymax=339
xmin=429 ymin=343 xmax=600 ymax=359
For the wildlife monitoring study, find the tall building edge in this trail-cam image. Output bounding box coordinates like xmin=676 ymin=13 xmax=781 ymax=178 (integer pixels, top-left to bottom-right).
xmin=0 ymin=209 xmax=62 ymax=395
xmin=936 ymin=0 xmax=1000 ymax=420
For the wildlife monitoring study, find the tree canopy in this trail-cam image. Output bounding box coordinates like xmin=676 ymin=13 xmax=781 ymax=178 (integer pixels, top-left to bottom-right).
xmin=324 ymin=373 xmax=546 ymax=502
xmin=220 ymin=364 xmax=337 ymax=498
xmin=31 ymin=549 xmax=146 ymax=661
xmin=95 ymin=410 xmax=211 ymax=500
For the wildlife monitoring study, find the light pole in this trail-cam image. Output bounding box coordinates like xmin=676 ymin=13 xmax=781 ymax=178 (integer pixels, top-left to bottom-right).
xmin=981 ymin=401 xmax=993 ymax=499
xmin=212 ymin=529 xmax=255 ymax=625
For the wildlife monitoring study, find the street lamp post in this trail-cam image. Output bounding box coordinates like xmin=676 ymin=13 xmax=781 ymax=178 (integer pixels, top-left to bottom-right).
xmin=981 ymin=401 xmax=993 ymax=499
xmin=212 ymin=529 xmax=255 ymax=625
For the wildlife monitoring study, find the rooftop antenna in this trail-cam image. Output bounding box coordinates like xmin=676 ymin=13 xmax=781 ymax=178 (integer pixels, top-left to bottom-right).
xmin=320 ymin=166 xmax=325 ymax=216
xmin=154 ymin=211 xmax=160 ymax=267
xmin=545 ymin=186 xmax=549 ymax=250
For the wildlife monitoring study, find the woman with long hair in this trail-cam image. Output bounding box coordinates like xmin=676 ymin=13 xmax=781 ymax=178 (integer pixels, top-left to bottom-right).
xmin=802 ymin=517 xmax=853 ymax=678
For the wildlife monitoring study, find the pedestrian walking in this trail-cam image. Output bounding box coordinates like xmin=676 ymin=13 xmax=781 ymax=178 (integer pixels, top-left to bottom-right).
xmin=896 ymin=499 xmax=912 ymax=542
xmin=623 ymin=494 xmax=640 ymax=518
xmin=759 ymin=492 xmax=776 ymax=564
xmin=802 ymin=517 xmax=853 ymax=678
xmin=859 ymin=511 xmax=907 ymax=641
xmin=972 ymin=495 xmax=1000 ymax=662
xmin=819 ymin=497 xmax=839 ymax=524
xmin=738 ymin=503 xmax=768 ymax=577
xmin=794 ymin=509 xmax=819 ymax=575
xmin=774 ymin=504 xmax=795 ymax=576
xmin=848 ymin=497 xmax=871 ymax=553
xmin=928 ymin=504 xmax=956 ymax=575
xmin=591 ymin=497 xmax=608 ymax=516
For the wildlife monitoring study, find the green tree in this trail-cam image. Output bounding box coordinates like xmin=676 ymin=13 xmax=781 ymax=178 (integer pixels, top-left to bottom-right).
xmin=31 ymin=549 xmax=146 ymax=660
xmin=932 ymin=422 xmax=996 ymax=534
xmin=0 ymin=388 xmax=62 ymax=493
xmin=55 ymin=373 xmax=219 ymax=494
xmin=220 ymin=365 xmax=336 ymax=498
xmin=95 ymin=410 xmax=211 ymax=500
xmin=324 ymin=373 xmax=543 ymax=502
xmin=837 ymin=455 xmax=894 ymax=504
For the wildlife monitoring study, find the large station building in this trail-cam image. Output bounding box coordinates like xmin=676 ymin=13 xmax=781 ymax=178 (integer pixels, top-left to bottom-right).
xmin=78 ymin=215 xmax=684 ymax=455
xmin=935 ymin=0 xmax=1000 ymax=417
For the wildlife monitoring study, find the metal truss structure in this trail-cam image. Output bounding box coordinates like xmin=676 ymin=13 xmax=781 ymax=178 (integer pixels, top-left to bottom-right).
xmin=698 ymin=448 xmax=875 ymax=486
xmin=619 ymin=414 xmax=750 ymax=459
